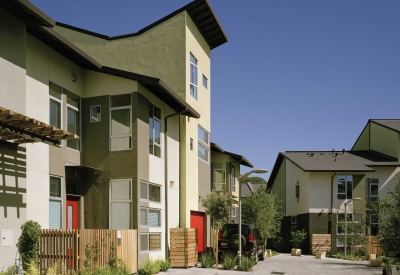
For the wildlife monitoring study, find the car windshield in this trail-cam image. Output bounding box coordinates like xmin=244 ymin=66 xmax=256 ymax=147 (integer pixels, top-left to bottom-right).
xmin=221 ymin=225 xmax=249 ymax=239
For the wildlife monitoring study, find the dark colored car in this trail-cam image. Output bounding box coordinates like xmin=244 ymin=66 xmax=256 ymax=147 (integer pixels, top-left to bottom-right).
xmin=218 ymin=223 xmax=265 ymax=263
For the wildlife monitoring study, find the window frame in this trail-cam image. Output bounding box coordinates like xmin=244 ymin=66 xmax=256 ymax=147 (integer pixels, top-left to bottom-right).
xmin=49 ymin=93 xmax=62 ymax=129
xmin=231 ymin=165 xmax=236 ymax=193
xmin=198 ymin=125 xmax=209 ymax=145
xmin=90 ymin=105 xmax=101 ymax=122
xmin=140 ymin=233 xmax=162 ymax=253
xmin=140 ymin=207 xmax=162 ymax=228
xmin=109 ymin=179 xmax=132 ymax=229
xmin=370 ymin=214 xmax=379 ymax=236
xmin=291 ymin=216 xmax=297 ymax=224
xmin=337 ymin=175 xmax=353 ymax=200
xmin=335 ymin=213 xmax=362 ymax=247
xmin=109 ymin=95 xmax=132 ymax=151
xmin=202 ymin=74 xmax=208 ymax=89
xmin=140 ymin=181 xmax=162 ymax=203
xmin=213 ymin=163 xmax=225 ymax=191
xmin=49 ymin=175 xmax=63 ymax=229
xmin=198 ymin=144 xmax=209 ymax=163
xmin=190 ymin=53 xmax=198 ymax=100
xmin=66 ymin=103 xmax=80 ymax=151
xmin=149 ymin=103 xmax=161 ymax=157
xmin=369 ymin=179 xmax=379 ymax=202
xmin=231 ymin=207 xmax=237 ymax=218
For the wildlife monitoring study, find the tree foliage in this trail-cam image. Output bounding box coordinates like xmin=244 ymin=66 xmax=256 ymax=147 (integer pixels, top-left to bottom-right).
xmin=17 ymin=220 xmax=41 ymax=270
xmin=240 ymin=176 xmax=267 ymax=183
xmin=378 ymin=179 xmax=400 ymax=256
xmin=241 ymin=185 xmax=283 ymax=240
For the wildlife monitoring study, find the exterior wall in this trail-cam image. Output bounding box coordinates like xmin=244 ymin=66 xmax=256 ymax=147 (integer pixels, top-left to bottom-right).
xmin=285 ymin=159 xmax=309 ymax=216
xmin=270 ymin=159 xmax=286 ymax=214
xmin=352 ymin=124 xmax=369 ymax=150
xmin=370 ymin=122 xmax=398 ymax=159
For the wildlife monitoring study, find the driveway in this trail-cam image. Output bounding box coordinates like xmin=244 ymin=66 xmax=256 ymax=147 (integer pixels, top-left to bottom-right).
xmin=160 ymin=254 xmax=383 ymax=275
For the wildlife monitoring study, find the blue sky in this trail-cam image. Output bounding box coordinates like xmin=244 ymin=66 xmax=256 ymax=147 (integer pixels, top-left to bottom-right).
xmin=31 ymin=0 xmax=400 ymax=181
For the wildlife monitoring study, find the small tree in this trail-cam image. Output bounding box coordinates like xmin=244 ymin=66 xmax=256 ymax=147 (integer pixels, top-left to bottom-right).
xmin=240 ymin=176 xmax=266 ymax=183
xmin=378 ymin=179 xmax=400 ymax=256
xmin=241 ymin=185 xmax=284 ymax=245
xmin=290 ymin=229 xmax=307 ymax=248
xmin=201 ymin=191 xmax=235 ymax=267
xmin=17 ymin=220 xmax=41 ymax=270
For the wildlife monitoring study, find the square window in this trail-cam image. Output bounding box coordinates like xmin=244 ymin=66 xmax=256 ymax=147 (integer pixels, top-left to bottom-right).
xmin=140 ymin=208 xmax=161 ymax=227
xmin=140 ymin=181 xmax=161 ymax=202
xmin=198 ymin=144 xmax=209 ymax=162
xmin=198 ymin=125 xmax=209 ymax=144
xmin=90 ymin=106 xmax=101 ymax=122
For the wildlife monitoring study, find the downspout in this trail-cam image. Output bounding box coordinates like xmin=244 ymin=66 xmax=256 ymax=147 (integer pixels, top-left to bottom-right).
xmin=164 ymin=110 xmax=185 ymax=259
xmin=330 ymin=172 xmax=336 ymax=250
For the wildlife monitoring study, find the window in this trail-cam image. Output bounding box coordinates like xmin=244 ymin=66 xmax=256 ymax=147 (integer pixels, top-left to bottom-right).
xmin=110 ymin=179 xmax=131 ymax=229
xmin=198 ymin=125 xmax=209 ymax=145
xmin=190 ymin=138 xmax=193 ymax=151
xmin=110 ymin=94 xmax=132 ymax=151
xmin=49 ymin=176 xmax=62 ymax=229
xmin=337 ymin=175 xmax=353 ymax=200
xmin=140 ymin=207 xmax=161 ymax=227
xmin=190 ymin=53 xmax=198 ymax=99
xmin=336 ymin=213 xmax=362 ymax=246
xmin=291 ymin=216 xmax=297 ymax=224
xmin=295 ymin=185 xmax=300 ymax=198
xmin=90 ymin=105 xmax=101 ymax=122
xmin=149 ymin=103 xmax=161 ymax=157
xmin=366 ymin=178 xmax=379 ymax=202
xmin=213 ymin=163 xmax=225 ymax=191
xmin=231 ymin=207 xmax=236 ymax=217
xmin=140 ymin=181 xmax=161 ymax=203
xmin=231 ymin=165 xmax=236 ymax=192
xmin=202 ymin=75 xmax=208 ymax=88
xmin=370 ymin=214 xmax=379 ymax=235
xmin=140 ymin=233 xmax=161 ymax=252
xmin=49 ymin=83 xmax=61 ymax=128
xmin=198 ymin=144 xmax=209 ymax=162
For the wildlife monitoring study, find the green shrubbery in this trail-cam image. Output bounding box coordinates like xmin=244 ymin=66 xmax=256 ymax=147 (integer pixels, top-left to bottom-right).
xmin=199 ymin=252 xmax=215 ymax=268
xmin=238 ymin=256 xmax=255 ymax=272
xmin=138 ymin=257 xmax=171 ymax=275
xmin=17 ymin=220 xmax=41 ymax=270
xmin=221 ymin=253 xmax=237 ymax=270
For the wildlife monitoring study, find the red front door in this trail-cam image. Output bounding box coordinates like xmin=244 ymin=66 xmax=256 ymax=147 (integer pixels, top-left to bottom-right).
xmin=66 ymin=196 xmax=79 ymax=229
xmin=190 ymin=211 xmax=205 ymax=255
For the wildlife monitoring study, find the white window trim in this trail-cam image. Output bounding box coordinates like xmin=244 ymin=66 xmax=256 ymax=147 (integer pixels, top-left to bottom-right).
xmin=198 ymin=144 xmax=209 ymax=164
xmin=49 ymin=175 xmax=63 ymax=229
xmin=202 ymin=74 xmax=208 ymax=89
xmin=335 ymin=213 xmax=362 ymax=247
xmin=231 ymin=207 xmax=236 ymax=217
xmin=66 ymin=103 xmax=80 ymax=151
xmin=109 ymin=179 xmax=132 ymax=229
xmin=140 ymin=233 xmax=162 ymax=253
xmin=213 ymin=163 xmax=225 ymax=190
xmin=90 ymin=105 xmax=101 ymax=122
xmin=149 ymin=103 xmax=162 ymax=157
xmin=231 ymin=165 xmax=236 ymax=193
xmin=369 ymin=181 xmax=379 ymax=202
xmin=198 ymin=125 xmax=209 ymax=145
xmin=49 ymin=83 xmax=63 ymax=146
xmin=190 ymin=53 xmax=198 ymax=100
xmin=337 ymin=175 xmax=352 ymax=200
xmin=109 ymin=105 xmax=132 ymax=151
xmin=140 ymin=207 xmax=162 ymax=228
xmin=140 ymin=181 xmax=162 ymax=204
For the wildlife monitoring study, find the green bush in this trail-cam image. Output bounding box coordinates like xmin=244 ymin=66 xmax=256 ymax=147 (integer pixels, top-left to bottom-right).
xmin=199 ymin=251 xmax=215 ymax=268
xmin=155 ymin=257 xmax=171 ymax=272
xmin=238 ymin=256 xmax=255 ymax=272
xmin=221 ymin=252 xmax=237 ymax=270
xmin=290 ymin=229 xmax=307 ymax=248
xmin=17 ymin=220 xmax=41 ymax=271
xmin=24 ymin=260 xmax=40 ymax=275
xmin=0 ymin=265 xmax=15 ymax=275
xmin=138 ymin=259 xmax=159 ymax=275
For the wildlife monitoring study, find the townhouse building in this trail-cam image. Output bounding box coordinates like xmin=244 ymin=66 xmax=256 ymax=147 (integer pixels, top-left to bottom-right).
xmin=0 ymin=0 xmax=227 ymax=268
xmin=268 ymin=119 xmax=400 ymax=253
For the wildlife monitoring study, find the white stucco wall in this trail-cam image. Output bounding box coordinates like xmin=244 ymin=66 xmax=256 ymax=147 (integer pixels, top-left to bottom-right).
xmin=285 ymin=159 xmax=309 ymax=216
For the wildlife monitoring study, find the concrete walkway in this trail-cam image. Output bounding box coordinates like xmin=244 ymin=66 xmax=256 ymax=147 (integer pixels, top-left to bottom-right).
xmin=160 ymin=254 xmax=383 ymax=275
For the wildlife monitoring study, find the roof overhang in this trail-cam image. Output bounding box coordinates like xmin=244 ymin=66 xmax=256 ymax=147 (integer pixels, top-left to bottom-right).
xmin=100 ymin=66 xmax=200 ymax=118
xmin=0 ymin=106 xmax=79 ymax=147
xmin=210 ymin=142 xmax=253 ymax=168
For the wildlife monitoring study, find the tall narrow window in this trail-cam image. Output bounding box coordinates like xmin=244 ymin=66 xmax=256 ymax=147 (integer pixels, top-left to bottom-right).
xmin=368 ymin=178 xmax=379 ymax=202
xmin=190 ymin=138 xmax=193 ymax=151
xmin=149 ymin=103 xmax=161 ymax=157
xmin=110 ymin=179 xmax=132 ymax=229
xmin=370 ymin=214 xmax=379 ymax=235
xmin=110 ymin=94 xmax=132 ymax=151
xmin=213 ymin=163 xmax=225 ymax=191
xmin=90 ymin=105 xmax=101 ymax=122
xmin=202 ymin=75 xmax=208 ymax=88
xmin=190 ymin=53 xmax=198 ymax=99
xmin=49 ymin=176 xmax=62 ymax=229
xmin=65 ymin=91 xmax=80 ymax=150
xmin=231 ymin=207 xmax=236 ymax=217
xmin=337 ymin=175 xmax=353 ymax=200
xmin=49 ymin=83 xmax=62 ymax=128
xmin=231 ymin=165 xmax=236 ymax=192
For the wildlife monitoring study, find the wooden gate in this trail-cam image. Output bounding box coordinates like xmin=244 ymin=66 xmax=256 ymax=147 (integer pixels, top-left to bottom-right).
xmin=39 ymin=229 xmax=137 ymax=274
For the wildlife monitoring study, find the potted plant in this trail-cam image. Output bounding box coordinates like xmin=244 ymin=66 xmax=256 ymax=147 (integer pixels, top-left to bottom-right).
xmin=290 ymin=229 xmax=307 ymax=256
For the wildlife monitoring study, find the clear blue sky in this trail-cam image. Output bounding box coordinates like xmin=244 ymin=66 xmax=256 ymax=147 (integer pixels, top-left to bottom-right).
xmin=31 ymin=0 xmax=400 ymax=181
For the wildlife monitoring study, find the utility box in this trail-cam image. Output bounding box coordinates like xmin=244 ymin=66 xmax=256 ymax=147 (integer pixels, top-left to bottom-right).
xmin=0 ymin=230 xmax=14 ymax=247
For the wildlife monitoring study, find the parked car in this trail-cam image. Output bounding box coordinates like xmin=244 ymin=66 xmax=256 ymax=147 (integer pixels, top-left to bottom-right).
xmin=218 ymin=223 xmax=265 ymax=263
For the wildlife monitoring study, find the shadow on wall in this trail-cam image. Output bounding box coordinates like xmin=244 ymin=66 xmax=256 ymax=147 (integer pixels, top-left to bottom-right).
xmin=0 ymin=142 xmax=26 ymax=218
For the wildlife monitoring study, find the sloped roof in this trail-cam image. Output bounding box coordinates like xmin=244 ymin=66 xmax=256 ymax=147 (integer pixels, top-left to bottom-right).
xmin=370 ymin=119 xmax=400 ymax=133
xmin=211 ymin=142 xmax=254 ymax=168
xmin=268 ymin=150 xmax=400 ymax=188
xmin=56 ymin=0 xmax=228 ymax=50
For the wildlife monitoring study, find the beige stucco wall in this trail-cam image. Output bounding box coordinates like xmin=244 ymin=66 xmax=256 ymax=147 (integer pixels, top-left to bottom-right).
xmin=352 ymin=124 xmax=369 ymax=150
xmin=285 ymin=159 xmax=309 ymax=216
xmin=370 ymin=122 xmax=398 ymax=159
xmin=309 ymin=172 xmax=334 ymax=214
xmin=271 ymin=158 xmax=286 ymax=214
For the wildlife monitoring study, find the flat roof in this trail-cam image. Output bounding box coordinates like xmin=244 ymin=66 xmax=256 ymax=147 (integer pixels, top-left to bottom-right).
xmin=56 ymin=0 xmax=228 ymax=50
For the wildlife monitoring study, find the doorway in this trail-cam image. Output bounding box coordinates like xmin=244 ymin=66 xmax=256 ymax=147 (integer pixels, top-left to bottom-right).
xmin=66 ymin=196 xmax=79 ymax=229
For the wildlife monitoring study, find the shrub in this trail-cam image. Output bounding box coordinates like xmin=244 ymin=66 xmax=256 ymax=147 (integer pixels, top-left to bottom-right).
xmin=112 ymin=259 xmax=131 ymax=275
xmin=17 ymin=220 xmax=41 ymax=270
xmin=221 ymin=252 xmax=237 ymax=270
xmin=138 ymin=259 xmax=159 ymax=275
xmin=290 ymin=229 xmax=307 ymax=248
xmin=0 ymin=266 xmax=15 ymax=275
xmin=238 ymin=256 xmax=255 ymax=272
xmin=199 ymin=251 xmax=215 ymax=268
xmin=155 ymin=257 xmax=171 ymax=272
xmin=24 ymin=260 xmax=40 ymax=275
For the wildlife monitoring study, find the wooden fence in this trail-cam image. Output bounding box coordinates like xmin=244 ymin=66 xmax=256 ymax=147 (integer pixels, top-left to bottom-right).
xmin=365 ymin=235 xmax=382 ymax=255
xmin=39 ymin=229 xmax=137 ymax=274
xmin=170 ymin=228 xmax=198 ymax=268
xmin=310 ymin=234 xmax=331 ymax=255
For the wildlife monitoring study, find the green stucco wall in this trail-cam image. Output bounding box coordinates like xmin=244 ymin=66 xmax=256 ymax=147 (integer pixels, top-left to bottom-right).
xmin=352 ymin=124 xmax=369 ymax=150
xmin=370 ymin=122 xmax=397 ymax=158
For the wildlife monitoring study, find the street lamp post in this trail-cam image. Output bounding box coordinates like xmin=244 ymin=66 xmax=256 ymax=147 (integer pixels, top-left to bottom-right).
xmin=238 ymin=169 xmax=268 ymax=266
xmin=344 ymin=198 xmax=361 ymax=259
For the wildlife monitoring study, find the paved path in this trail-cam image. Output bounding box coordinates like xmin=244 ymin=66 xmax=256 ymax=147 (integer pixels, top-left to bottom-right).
xmin=160 ymin=254 xmax=383 ymax=275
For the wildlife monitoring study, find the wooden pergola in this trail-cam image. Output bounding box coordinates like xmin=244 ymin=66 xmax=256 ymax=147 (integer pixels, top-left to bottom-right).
xmin=0 ymin=106 xmax=79 ymax=147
